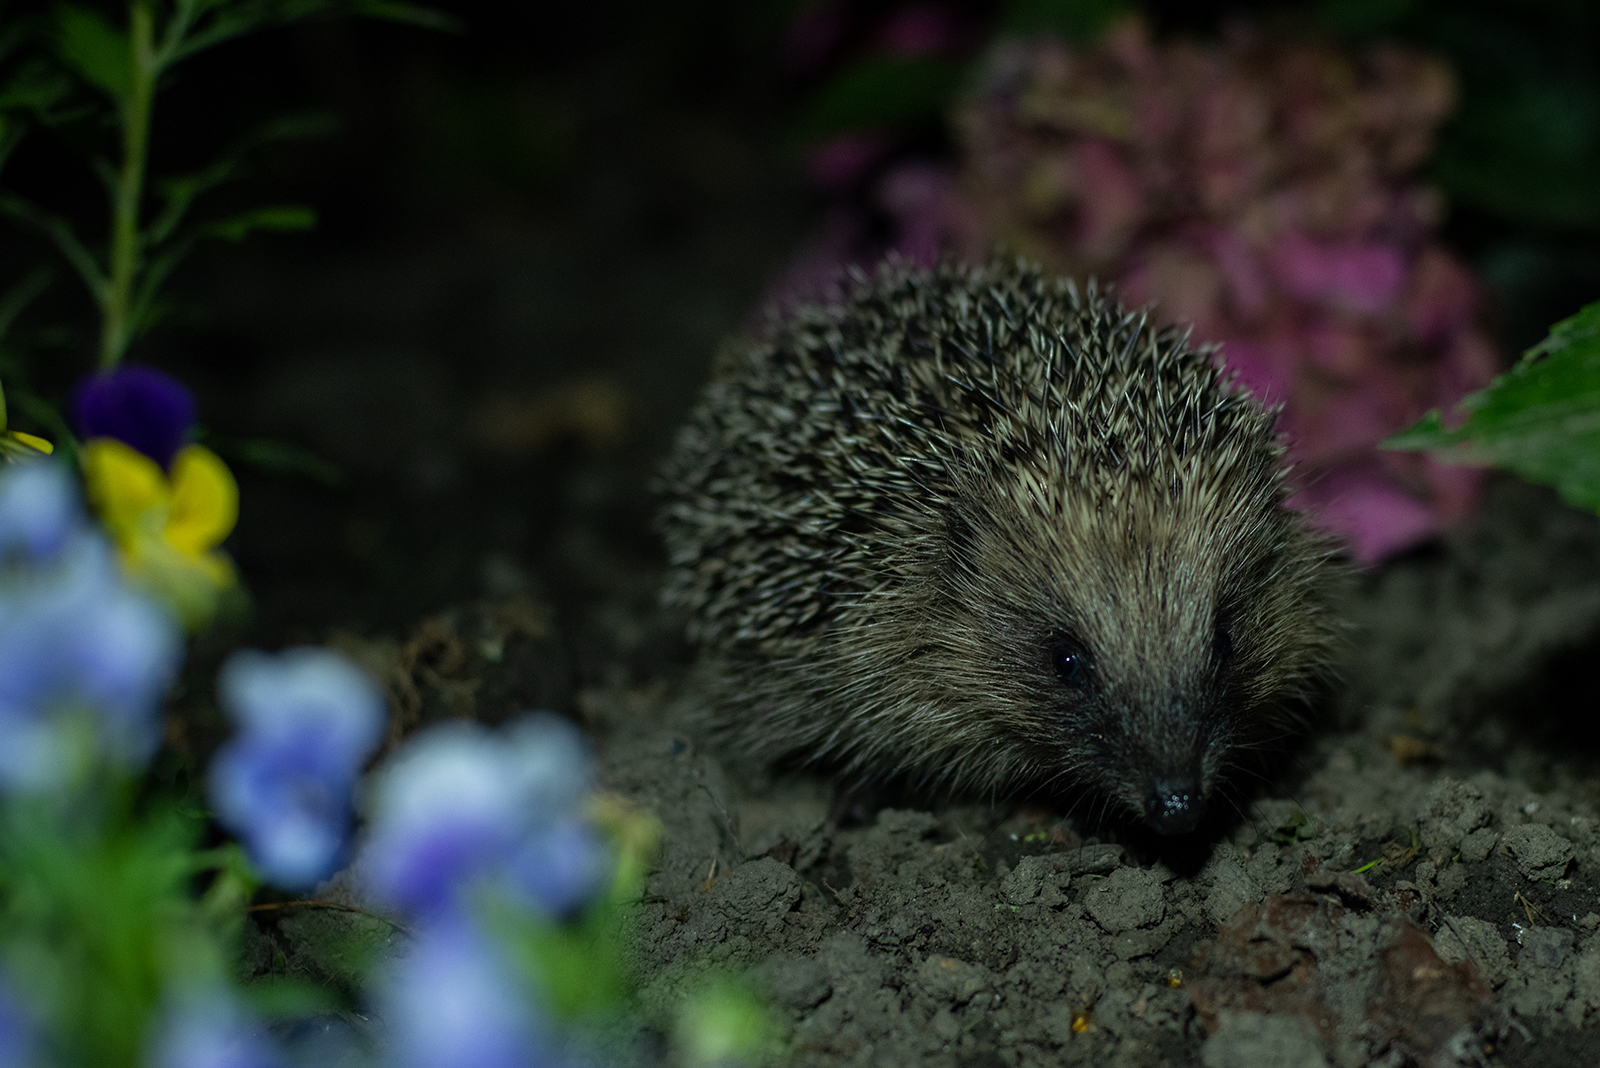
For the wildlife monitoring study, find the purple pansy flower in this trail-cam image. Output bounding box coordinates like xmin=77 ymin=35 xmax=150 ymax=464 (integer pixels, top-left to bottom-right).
xmin=209 ymin=648 xmax=387 ymax=890
xmin=361 ymin=714 xmax=610 ymax=920
xmin=72 ymin=365 xmax=196 ymax=469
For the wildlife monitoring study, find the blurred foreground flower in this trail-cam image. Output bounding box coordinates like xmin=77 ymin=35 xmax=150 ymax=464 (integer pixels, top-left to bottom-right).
xmin=73 ymin=366 xmax=196 ymax=470
xmin=0 ymin=429 xmax=52 ymax=463
xmin=376 ymin=917 xmax=554 ymax=1068
xmin=0 ymin=459 xmax=79 ymax=561
xmin=0 ymin=975 xmax=34 ymax=1068
xmin=0 ymin=461 xmax=181 ymax=792
xmin=209 ymin=648 xmax=388 ymax=890
xmin=0 ymin=375 xmax=53 ymax=465
xmin=73 ymin=366 xmax=238 ymax=627
xmin=80 ymin=438 xmax=237 ymax=628
xmin=361 ymin=714 xmax=610 ymax=920
xmin=148 ymin=993 xmax=286 ymax=1068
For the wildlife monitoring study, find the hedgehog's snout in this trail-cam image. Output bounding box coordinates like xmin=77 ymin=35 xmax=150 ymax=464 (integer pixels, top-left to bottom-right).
xmin=1143 ymin=776 xmax=1206 ymax=835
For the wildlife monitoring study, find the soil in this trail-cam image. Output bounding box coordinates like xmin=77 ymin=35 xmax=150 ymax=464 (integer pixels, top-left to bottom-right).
xmin=132 ymin=5 xmax=1600 ymax=1065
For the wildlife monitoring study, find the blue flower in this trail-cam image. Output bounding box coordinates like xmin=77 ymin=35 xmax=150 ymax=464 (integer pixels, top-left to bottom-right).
xmin=0 ymin=464 xmax=182 ymax=792
xmin=506 ymin=817 xmax=612 ymax=919
xmin=376 ymin=917 xmax=554 ymax=1068
xmin=0 ymin=459 xmax=79 ymax=562
xmin=72 ymin=365 xmax=196 ymax=470
xmin=360 ymin=714 xmax=610 ymax=920
xmin=0 ymin=975 xmax=34 ymax=1068
xmin=148 ymin=994 xmax=288 ymax=1068
xmin=208 ymin=648 xmax=387 ymax=890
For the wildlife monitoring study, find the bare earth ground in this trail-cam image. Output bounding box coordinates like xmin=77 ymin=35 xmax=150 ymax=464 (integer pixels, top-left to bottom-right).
xmin=250 ymin=471 xmax=1600 ymax=1067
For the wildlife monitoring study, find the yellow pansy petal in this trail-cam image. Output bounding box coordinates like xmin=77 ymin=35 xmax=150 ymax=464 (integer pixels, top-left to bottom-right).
xmin=166 ymin=444 xmax=238 ymax=555
xmin=81 ymin=438 xmax=170 ymax=530
xmin=7 ymin=431 xmax=52 ymax=455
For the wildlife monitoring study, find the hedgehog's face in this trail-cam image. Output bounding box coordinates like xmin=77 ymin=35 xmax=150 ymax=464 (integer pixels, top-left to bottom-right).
xmin=1031 ymin=611 xmax=1236 ymax=835
xmin=937 ymin=465 xmax=1332 ymax=835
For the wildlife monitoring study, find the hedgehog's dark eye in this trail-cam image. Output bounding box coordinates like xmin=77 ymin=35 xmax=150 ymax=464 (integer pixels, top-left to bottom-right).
xmin=1051 ymin=641 xmax=1089 ymax=687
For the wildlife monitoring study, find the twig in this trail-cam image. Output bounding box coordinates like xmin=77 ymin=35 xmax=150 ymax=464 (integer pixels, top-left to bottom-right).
xmin=247 ymin=898 xmax=409 ymax=935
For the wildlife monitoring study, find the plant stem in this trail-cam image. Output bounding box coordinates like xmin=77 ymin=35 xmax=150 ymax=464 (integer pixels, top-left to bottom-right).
xmin=99 ymin=3 xmax=157 ymax=370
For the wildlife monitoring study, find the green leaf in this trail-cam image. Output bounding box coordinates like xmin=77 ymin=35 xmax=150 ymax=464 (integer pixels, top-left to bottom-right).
xmin=55 ymin=4 xmax=132 ymax=100
xmin=0 ymin=193 xmax=108 ymax=300
xmin=0 ymin=265 xmax=54 ymax=343
xmin=210 ymin=434 xmax=344 ymax=485
xmin=790 ymin=55 xmax=965 ymax=143
xmin=1380 ymin=409 xmax=1456 ymax=452
xmin=129 ymin=204 xmax=317 ymax=341
xmin=352 ymin=1 xmax=462 ymax=32
xmin=202 ymin=204 xmax=316 ymax=240
xmin=148 ymin=112 xmax=337 ymax=247
xmin=1384 ymin=300 xmax=1600 ymax=512
xmin=0 ymin=59 xmax=75 ymax=116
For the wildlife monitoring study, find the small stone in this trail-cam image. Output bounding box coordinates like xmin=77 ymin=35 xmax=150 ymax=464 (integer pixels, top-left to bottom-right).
xmin=1435 ymin=915 xmax=1510 ymax=988
xmin=1203 ymin=858 xmax=1260 ymax=925
xmin=1084 ymin=867 xmax=1166 ymax=933
xmin=1435 ymin=863 xmax=1468 ymax=900
xmin=1419 ymin=778 xmax=1493 ymax=861
xmin=931 ymin=1006 xmax=962 ymax=1041
xmin=1521 ymin=927 xmax=1575 ymax=969
xmin=1002 ymin=854 xmax=1071 ymax=907
xmin=1500 ymin=824 xmax=1576 ymax=881
xmin=1064 ymin=843 xmax=1126 ymax=875
xmin=1575 ymin=949 xmax=1600 ymax=1009
xmin=1458 ymin=827 xmax=1498 ymax=863
xmin=757 ymin=956 xmax=833 ymax=1009
xmin=917 ymin=955 xmax=991 ymax=1006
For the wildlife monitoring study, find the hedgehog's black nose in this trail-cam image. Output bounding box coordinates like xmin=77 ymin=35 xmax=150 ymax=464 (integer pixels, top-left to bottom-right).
xmin=1144 ymin=777 xmax=1206 ymax=835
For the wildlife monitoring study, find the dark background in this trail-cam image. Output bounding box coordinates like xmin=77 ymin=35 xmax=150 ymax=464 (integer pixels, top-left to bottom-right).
xmin=3 ymin=0 xmax=1599 ymax=680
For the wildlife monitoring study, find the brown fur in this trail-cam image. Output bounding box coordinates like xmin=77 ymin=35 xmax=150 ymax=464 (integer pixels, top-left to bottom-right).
xmin=658 ymin=257 xmax=1344 ymax=824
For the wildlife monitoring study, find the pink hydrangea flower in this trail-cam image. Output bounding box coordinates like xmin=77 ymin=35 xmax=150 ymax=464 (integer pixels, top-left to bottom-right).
xmin=940 ymin=21 xmax=1493 ymax=562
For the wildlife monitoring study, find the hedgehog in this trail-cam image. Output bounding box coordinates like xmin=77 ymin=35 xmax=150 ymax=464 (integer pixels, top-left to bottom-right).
xmin=657 ymin=257 xmax=1344 ymax=834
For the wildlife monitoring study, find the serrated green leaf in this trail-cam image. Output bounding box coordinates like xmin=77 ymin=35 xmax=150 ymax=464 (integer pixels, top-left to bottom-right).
xmin=55 ymin=4 xmax=131 ymax=99
xmin=1380 ymin=409 xmax=1459 ymax=451
xmin=1384 ymin=300 xmax=1600 ymax=512
xmin=790 ymin=55 xmax=964 ymax=143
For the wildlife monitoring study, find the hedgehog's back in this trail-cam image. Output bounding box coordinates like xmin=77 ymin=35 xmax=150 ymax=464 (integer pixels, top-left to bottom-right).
xmin=658 ymin=257 xmax=1273 ymax=650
